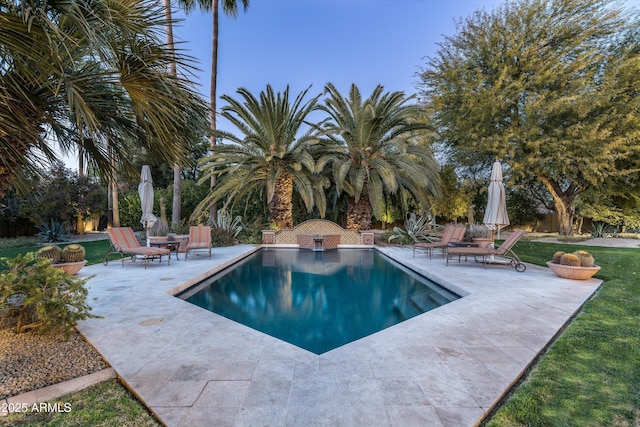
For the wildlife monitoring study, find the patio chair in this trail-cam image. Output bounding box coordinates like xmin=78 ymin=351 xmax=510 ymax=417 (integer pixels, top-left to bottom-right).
xmin=413 ymin=224 xmax=466 ymax=259
xmin=103 ymin=227 xmax=171 ymax=269
xmin=185 ymin=226 xmax=212 ymax=260
xmin=446 ymin=228 xmax=527 ymax=272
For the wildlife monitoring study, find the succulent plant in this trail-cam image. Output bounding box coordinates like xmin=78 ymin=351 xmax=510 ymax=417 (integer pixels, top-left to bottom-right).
xmin=574 ymin=250 xmax=595 ymax=267
xmin=37 ymin=245 xmax=63 ymax=264
xmin=560 ymin=253 xmax=581 ymax=267
xmin=62 ymin=244 xmax=86 ymax=263
xmin=552 ymin=251 xmax=565 ymax=264
xmin=36 ymin=219 xmax=71 ymax=243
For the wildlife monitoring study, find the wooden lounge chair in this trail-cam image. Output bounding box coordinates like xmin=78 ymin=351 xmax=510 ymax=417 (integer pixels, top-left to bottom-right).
xmin=185 ymin=226 xmax=212 ymax=260
xmin=103 ymin=227 xmax=171 ymax=268
xmin=413 ymin=224 xmax=466 ymax=259
xmin=446 ymin=228 xmax=527 ymax=272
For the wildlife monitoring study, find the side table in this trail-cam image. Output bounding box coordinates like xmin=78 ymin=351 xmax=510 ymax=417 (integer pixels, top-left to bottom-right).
xmin=150 ymin=240 xmax=181 ymax=260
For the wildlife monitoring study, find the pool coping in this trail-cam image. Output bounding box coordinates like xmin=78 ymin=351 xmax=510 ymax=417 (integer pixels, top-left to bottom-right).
xmin=72 ymin=244 xmax=601 ymax=426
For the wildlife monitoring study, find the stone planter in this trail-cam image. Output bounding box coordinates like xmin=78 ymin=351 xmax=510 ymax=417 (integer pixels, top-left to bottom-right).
xmin=546 ymin=261 xmax=601 ymax=280
xmin=52 ymin=260 xmax=87 ymax=275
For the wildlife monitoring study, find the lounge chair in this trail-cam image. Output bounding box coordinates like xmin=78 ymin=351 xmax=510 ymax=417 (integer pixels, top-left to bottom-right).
xmin=185 ymin=226 xmax=212 ymax=260
xmin=413 ymin=224 xmax=466 ymax=259
xmin=103 ymin=227 xmax=171 ymax=268
xmin=446 ymin=228 xmax=527 ymax=272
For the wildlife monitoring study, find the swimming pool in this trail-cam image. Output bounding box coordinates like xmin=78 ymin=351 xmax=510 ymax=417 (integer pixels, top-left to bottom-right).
xmin=178 ymin=249 xmax=459 ymax=354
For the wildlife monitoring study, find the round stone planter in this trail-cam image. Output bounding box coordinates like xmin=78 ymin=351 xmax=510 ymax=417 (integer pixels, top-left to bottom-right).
xmin=52 ymin=260 xmax=87 ymax=275
xmin=546 ymin=261 xmax=601 ymax=280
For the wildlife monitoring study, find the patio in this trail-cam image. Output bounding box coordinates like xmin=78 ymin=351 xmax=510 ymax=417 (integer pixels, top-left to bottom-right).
xmin=76 ymin=244 xmax=601 ymax=426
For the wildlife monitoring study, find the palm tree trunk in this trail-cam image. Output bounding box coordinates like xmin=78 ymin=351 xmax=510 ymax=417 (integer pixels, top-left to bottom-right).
xmin=346 ymin=197 xmax=372 ymax=231
xmin=208 ymin=0 xmax=219 ymax=223
xmin=269 ymin=175 xmax=294 ymax=229
xmin=109 ymin=148 xmax=120 ymax=227
xmin=163 ymin=0 xmax=181 ymax=228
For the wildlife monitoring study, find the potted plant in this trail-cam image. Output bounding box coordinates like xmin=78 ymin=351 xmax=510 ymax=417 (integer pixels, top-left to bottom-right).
xmin=38 ymin=244 xmax=87 ymax=275
xmin=546 ymin=250 xmax=601 ymax=280
xmin=468 ymin=224 xmax=493 ymax=248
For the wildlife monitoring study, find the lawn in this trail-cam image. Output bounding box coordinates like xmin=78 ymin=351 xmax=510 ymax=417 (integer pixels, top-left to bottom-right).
xmin=1 ymin=379 xmax=161 ymax=426
xmin=1 ymin=238 xmax=639 ymax=425
xmin=484 ymin=241 xmax=640 ymax=426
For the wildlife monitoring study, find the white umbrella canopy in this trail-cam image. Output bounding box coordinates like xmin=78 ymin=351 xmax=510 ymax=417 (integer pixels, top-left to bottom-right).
xmin=483 ymin=160 xmax=510 ymax=239
xmin=138 ymin=165 xmax=157 ymax=246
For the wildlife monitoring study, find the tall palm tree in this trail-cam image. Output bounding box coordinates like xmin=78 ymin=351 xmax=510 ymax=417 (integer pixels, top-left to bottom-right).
xmin=162 ymin=0 xmax=183 ymax=228
xmin=174 ymin=0 xmax=249 ymax=221
xmin=318 ymin=83 xmax=441 ymax=230
xmin=195 ymin=85 xmax=326 ymax=229
xmin=208 ymin=0 xmax=249 ymax=222
xmin=0 ymin=0 xmax=209 ymax=196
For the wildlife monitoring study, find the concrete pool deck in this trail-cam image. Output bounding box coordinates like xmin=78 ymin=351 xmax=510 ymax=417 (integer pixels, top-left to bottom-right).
xmin=76 ymin=244 xmax=601 ymax=426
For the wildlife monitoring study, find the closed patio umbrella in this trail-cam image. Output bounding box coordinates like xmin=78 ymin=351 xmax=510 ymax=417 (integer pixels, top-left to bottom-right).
xmin=483 ymin=160 xmax=510 ymax=241
xmin=138 ymin=165 xmax=157 ymax=247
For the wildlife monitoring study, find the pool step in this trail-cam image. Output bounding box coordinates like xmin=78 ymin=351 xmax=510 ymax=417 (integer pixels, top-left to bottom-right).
xmin=410 ymin=291 xmax=441 ymax=312
xmin=394 ymin=290 xmax=450 ymax=320
xmin=392 ymin=296 xmax=422 ymax=320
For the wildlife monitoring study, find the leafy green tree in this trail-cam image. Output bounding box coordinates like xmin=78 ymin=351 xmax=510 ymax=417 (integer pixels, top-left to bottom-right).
xmin=317 ymin=83 xmax=441 ymax=230
xmin=19 ymin=162 xmax=106 ymax=231
xmin=431 ymin=164 xmax=471 ymax=223
xmin=419 ymin=0 xmax=640 ymax=235
xmin=0 ymin=0 xmax=209 ymax=195
xmin=197 ymin=85 xmax=325 ymax=229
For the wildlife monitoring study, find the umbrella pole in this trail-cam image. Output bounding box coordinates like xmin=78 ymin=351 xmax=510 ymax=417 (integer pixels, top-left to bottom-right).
xmin=489 ymin=229 xmax=496 ymax=261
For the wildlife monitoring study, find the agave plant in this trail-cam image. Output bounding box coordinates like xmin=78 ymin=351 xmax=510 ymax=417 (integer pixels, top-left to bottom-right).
xmin=213 ymin=210 xmax=244 ymax=238
xmin=36 ymin=219 xmax=71 ymax=243
xmin=387 ymin=213 xmax=440 ymax=244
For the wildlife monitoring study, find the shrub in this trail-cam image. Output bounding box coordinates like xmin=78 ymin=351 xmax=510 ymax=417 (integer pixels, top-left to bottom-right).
xmin=0 ymin=253 xmax=99 ymax=337
xmin=468 ymin=224 xmax=492 ymax=239
xmin=170 ymin=218 xmax=191 ymax=235
xmin=210 ymin=227 xmax=237 ymax=247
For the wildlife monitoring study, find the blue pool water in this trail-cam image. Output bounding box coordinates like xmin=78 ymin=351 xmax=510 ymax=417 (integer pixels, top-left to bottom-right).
xmin=178 ymin=249 xmax=459 ymax=354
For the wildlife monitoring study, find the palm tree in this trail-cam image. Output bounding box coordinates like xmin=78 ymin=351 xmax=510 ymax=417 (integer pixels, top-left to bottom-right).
xmin=195 ymin=85 xmax=326 ymax=229
xmin=317 ymin=83 xmax=441 ymax=230
xmin=173 ymin=0 xmax=249 ymax=221
xmin=0 ymin=0 xmax=209 ymax=196
xmin=162 ymin=0 xmax=183 ymax=228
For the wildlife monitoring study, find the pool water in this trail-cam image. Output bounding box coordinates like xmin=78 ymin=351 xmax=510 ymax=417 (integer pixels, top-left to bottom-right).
xmin=178 ymin=249 xmax=459 ymax=354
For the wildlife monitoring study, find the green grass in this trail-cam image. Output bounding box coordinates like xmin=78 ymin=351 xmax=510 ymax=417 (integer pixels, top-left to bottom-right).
xmin=485 ymin=241 xmax=640 ymax=426
xmin=0 ymin=379 xmax=161 ymax=426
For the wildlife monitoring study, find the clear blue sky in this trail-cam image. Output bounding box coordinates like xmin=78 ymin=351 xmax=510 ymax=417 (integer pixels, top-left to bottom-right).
xmin=172 ymin=0 xmax=506 ymax=131
xmin=174 ymin=0 xmax=640 ymax=101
